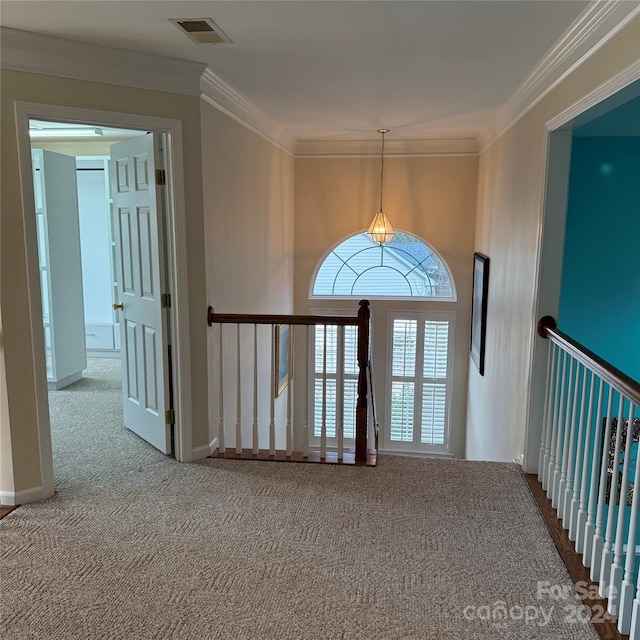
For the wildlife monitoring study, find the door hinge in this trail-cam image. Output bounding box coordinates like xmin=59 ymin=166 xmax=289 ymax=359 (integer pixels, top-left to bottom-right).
xmin=155 ymin=169 xmax=166 ymax=186
xmin=165 ymin=409 xmax=175 ymax=424
xmin=161 ymin=293 xmax=171 ymax=308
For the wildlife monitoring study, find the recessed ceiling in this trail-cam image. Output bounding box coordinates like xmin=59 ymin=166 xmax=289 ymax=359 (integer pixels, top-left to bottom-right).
xmin=1 ymin=1 xmax=594 ymax=141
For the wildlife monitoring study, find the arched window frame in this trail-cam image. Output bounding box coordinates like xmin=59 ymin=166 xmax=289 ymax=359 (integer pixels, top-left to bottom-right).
xmin=309 ymin=229 xmax=457 ymax=302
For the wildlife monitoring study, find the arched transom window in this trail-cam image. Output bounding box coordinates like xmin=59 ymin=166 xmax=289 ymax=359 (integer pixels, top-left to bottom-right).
xmin=311 ymin=231 xmax=455 ymax=300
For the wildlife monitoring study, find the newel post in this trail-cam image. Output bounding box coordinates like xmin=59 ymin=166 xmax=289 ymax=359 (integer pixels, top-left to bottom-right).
xmin=355 ymin=299 xmax=370 ymax=465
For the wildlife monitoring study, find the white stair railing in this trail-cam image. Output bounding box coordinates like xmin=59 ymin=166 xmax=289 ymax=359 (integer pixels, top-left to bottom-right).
xmin=538 ymin=316 xmax=640 ymax=637
xmin=207 ymin=300 xmax=374 ymax=465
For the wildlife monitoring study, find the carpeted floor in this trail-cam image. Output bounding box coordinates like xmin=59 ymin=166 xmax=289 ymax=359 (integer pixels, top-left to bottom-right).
xmin=1 ymin=358 xmax=599 ymax=639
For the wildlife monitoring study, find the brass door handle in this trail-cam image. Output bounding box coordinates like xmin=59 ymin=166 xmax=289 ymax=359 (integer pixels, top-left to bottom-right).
xmin=113 ymin=302 xmax=124 ymax=311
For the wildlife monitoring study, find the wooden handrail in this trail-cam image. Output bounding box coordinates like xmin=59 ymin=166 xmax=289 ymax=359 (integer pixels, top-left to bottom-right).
xmin=207 ymin=300 xmax=372 ymax=464
xmin=538 ymin=315 xmax=640 ymax=405
xmin=208 ymin=307 xmax=361 ymax=327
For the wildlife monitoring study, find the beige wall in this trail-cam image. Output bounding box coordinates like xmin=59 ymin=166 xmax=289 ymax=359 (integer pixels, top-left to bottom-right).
xmin=0 ymin=308 xmax=14 ymax=494
xmin=294 ymin=155 xmax=478 ymax=458
xmin=201 ymin=101 xmax=295 ymax=444
xmin=0 ymin=69 xmax=208 ymax=499
xmin=466 ymin=17 xmax=640 ymax=466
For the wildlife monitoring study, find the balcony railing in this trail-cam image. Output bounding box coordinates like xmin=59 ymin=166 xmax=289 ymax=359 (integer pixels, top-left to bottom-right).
xmin=207 ymin=300 xmax=376 ymax=466
xmin=538 ymin=316 xmax=640 ymax=637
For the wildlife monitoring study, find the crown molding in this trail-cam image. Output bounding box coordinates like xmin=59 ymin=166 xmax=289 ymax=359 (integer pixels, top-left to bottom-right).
xmin=0 ymin=27 xmax=205 ymax=97
xmin=295 ymin=138 xmax=479 ymax=157
xmin=200 ymin=68 xmax=295 ymax=155
xmin=546 ymin=58 xmax=640 ymax=132
xmin=481 ymin=0 xmax=640 ymax=149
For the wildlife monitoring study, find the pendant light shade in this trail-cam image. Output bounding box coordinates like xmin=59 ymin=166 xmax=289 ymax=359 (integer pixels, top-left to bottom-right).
xmin=366 ymin=128 xmax=395 ymax=244
xmin=367 ymin=211 xmax=394 ymax=244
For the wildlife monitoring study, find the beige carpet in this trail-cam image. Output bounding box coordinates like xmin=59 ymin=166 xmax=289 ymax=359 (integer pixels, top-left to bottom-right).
xmin=1 ymin=358 xmax=598 ymax=639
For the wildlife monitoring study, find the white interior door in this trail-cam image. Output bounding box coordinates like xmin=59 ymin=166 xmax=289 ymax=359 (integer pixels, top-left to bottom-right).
xmin=110 ymin=134 xmax=172 ymax=454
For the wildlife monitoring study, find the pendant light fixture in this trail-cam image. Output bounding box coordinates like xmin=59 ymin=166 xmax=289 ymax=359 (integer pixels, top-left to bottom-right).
xmin=366 ymin=128 xmax=395 ymax=244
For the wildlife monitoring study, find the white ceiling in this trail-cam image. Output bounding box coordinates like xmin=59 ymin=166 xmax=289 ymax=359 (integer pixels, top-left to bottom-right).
xmin=0 ymin=1 xmax=606 ymax=142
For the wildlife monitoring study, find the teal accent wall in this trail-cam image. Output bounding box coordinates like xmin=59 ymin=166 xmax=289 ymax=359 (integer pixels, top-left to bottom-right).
xmin=559 ymin=136 xmax=640 ymax=383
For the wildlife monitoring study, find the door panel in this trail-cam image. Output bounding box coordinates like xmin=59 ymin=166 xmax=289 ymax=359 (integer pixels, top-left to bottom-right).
xmin=110 ymin=134 xmax=172 ymax=454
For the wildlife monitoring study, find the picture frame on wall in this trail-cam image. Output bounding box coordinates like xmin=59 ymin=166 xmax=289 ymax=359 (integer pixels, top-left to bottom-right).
xmin=274 ymin=324 xmax=293 ymax=397
xmin=471 ymin=252 xmax=490 ymax=375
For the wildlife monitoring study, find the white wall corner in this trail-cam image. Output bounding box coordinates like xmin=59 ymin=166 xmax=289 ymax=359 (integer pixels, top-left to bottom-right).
xmin=0 ymin=27 xmax=205 ymax=97
xmin=0 ymin=484 xmax=51 ymax=506
xmin=200 ymin=68 xmax=295 ymax=155
xmin=192 ymin=437 xmax=219 ymax=462
xmin=484 ymin=0 xmax=640 ymax=149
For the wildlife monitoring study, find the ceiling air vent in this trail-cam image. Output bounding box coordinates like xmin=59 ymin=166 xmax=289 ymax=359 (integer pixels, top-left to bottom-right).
xmin=169 ymin=18 xmax=232 ymax=45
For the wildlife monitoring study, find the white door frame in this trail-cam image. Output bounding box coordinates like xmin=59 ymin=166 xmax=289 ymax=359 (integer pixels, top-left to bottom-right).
xmin=523 ymin=61 xmax=640 ymax=474
xmin=15 ymin=102 xmax=194 ymax=499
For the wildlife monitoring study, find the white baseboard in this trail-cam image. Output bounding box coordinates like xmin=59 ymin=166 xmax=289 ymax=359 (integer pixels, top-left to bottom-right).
xmin=0 ymin=484 xmax=50 ymax=506
xmin=47 ymin=371 xmax=83 ymax=390
xmin=377 ymin=448 xmax=455 ymax=459
xmin=192 ymin=437 xmax=218 ymax=461
xmin=86 ymin=350 xmax=121 ymax=359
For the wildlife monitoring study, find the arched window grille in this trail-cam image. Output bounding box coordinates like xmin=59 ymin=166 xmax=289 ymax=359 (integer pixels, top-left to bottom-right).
xmin=311 ymin=231 xmax=455 ymax=300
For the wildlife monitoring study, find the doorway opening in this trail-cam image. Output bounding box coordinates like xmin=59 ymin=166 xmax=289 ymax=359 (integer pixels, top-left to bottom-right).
xmin=15 ymin=102 xmax=194 ymax=502
xmin=525 ymin=75 xmax=640 ymax=472
xmin=29 ymin=122 xmax=174 ymax=488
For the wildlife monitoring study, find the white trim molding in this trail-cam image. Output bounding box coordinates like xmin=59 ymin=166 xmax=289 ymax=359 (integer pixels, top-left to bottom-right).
xmin=192 ymin=437 xmax=219 ymax=461
xmin=546 ymin=58 xmax=640 ymax=131
xmin=200 ymin=69 xmax=295 ymax=155
xmin=13 ymin=102 xmax=194 ymax=485
xmin=0 ymin=27 xmax=205 ymax=97
xmin=295 ymin=138 xmax=479 ymax=158
xmin=0 ymin=485 xmax=46 ymax=506
xmin=482 ymin=0 xmax=640 ymax=149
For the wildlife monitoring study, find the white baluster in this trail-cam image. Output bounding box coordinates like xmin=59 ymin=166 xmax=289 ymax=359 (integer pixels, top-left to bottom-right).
xmin=552 ymin=358 xmax=577 ymax=510
xmin=561 ymin=361 xmax=581 ymax=524
xmin=628 ymin=568 xmax=640 ymax=640
xmin=576 ymin=373 xmax=597 ymax=555
xmin=591 ymin=386 xmax=614 ymax=580
xmin=599 ymin=394 xmax=626 ymax=596
xmin=321 ymin=326 xmax=327 ymax=459
xmin=618 ymin=404 xmax=640 ymax=634
xmin=544 ymin=347 xmax=562 ymax=492
xmin=609 ymin=402 xmax=636 ymax=615
xmin=269 ymin=324 xmax=275 ymax=456
xmin=303 ymin=325 xmax=309 ymax=458
xmin=236 ymin=324 xmax=242 ymax=454
xmin=218 ymin=325 xmax=225 ymax=454
xmin=286 ymin=326 xmax=293 ymax=457
xmin=252 ymin=324 xmax=258 ymax=455
xmin=337 ymin=325 xmax=344 ymax=461
xmin=540 ymin=343 xmax=556 ymax=485
xmin=567 ymin=366 xmax=588 ymax=537
xmin=551 ymin=351 xmax=568 ymax=505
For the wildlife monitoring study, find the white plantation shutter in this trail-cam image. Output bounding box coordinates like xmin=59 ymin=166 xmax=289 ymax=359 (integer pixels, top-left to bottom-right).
xmin=312 ymin=316 xmax=358 ymax=440
xmin=387 ymin=312 xmax=453 ymax=452
xmin=422 ymin=320 xmax=449 ymax=445
xmin=391 ymin=381 xmax=415 ymax=442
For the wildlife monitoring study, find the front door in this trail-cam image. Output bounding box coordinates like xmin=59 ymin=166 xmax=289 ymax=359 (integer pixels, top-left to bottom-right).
xmin=110 ymin=134 xmax=172 ymax=454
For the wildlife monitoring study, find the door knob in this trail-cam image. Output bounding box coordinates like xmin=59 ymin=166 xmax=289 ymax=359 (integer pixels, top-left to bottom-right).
xmin=113 ymin=302 xmax=124 ymax=311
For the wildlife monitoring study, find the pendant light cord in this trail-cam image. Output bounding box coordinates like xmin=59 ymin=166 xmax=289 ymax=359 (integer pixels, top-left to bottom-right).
xmin=379 ymin=130 xmax=386 ymax=213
